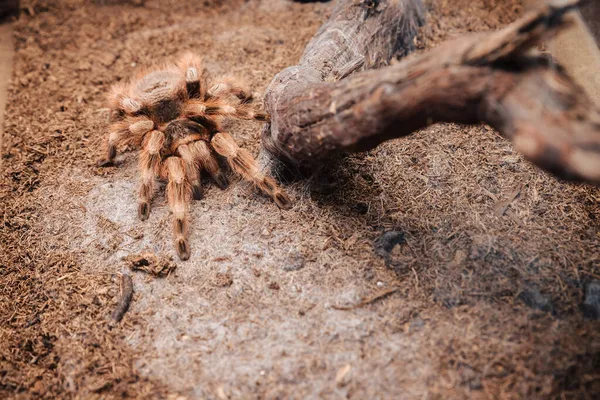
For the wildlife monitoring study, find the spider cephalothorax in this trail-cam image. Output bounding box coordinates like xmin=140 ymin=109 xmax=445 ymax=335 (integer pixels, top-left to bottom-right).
xmin=98 ymin=53 xmax=291 ymax=260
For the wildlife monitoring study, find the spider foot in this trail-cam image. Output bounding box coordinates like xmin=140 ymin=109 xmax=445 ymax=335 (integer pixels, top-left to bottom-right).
xmin=138 ymin=202 xmax=150 ymax=220
xmin=274 ymin=192 xmax=292 ymax=210
xmin=97 ymin=159 xmax=115 ymax=168
xmin=214 ymin=172 xmax=229 ymax=190
xmin=176 ymin=239 xmax=190 ymax=261
xmin=191 ymin=184 xmax=203 ymax=200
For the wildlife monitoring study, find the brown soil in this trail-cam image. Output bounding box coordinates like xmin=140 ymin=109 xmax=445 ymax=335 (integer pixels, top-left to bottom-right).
xmin=0 ymin=21 xmax=13 ymax=155
xmin=1 ymin=0 xmax=599 ymax=399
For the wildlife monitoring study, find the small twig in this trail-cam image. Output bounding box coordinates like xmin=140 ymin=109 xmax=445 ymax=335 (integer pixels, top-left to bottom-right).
xmin=332 ymin=287 xmax=399 ymax=310
xmin=111 ymin=274 xmax=133 ymax=323
xmin=482 ymin=187 xmax=524 ymax=226
xmin=493 ymin=183 xmax=524 ymax=217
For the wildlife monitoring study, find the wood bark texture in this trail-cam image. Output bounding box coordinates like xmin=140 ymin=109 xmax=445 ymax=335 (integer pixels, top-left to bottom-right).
xmin=580 ymin=0 xmax=600 ymax=44
xmin=262 ymin=0 xmax=600 ymax=184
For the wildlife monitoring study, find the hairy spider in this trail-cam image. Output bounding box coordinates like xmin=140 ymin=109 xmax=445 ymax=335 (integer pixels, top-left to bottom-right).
xmin=98 ymin=53 xmax=291 ymax=260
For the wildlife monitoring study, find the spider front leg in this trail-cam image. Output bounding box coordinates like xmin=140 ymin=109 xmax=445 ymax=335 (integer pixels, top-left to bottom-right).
xmin=178 ymin=53 xmax=206 ymax=99
xmin=178 ymin=141 xmax=229 ymax=197
xmin=208 ymin=76 xmax=252 ymax=103
xmin=188 ymin=140 xmax=229 ymax=189
xmin=177 ymin=144 xmax=204 ymax=200
xmin=138 ymin=130 xmax=164 ymax=220
xmin=162 ymin=157 xmax=192 ymax=261
xmin=205 ymin=99 xmax=269 ymax=122
xmin=185 ymin=99 xmax=269 ymax=123
xmin=98 ymin=117 xmax=154 ymax=167
xmin=210 ymin=132 xmax=292 ymax=209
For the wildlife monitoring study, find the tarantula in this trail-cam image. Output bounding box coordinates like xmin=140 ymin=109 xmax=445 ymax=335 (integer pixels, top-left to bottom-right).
xmin=98 ymin=53 xmax=292 ymax=260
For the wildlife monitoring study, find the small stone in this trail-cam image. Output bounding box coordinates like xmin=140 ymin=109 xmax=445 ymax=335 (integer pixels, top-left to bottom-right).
xmin=433 ymin=288 xmax=462 ymax=308
xmin=167 ymin=395 xmax=188 ymax=400
xmin=97 ymin=52 xmax=117 ymax=67
xmin=458 ymin=364 xmax=482 ymax=390
xmin=335 ymin=364 xmax=352 ymax=387
xmin=32 ymin=380 xmax=45 ymax=394
xmin=213 ymin=273 xmax=233 ymax=287
xmin=409 ymin=317 xmax=425 ymax=331
xmin=216 ymin=386 xmax=227 ymax=400
xmin=518 ymin=287 xmax=554 ymax=313
xmin=374 ymin=230 xmax=406 ymax=267
xmin=582 ymin=280 xmax=600 ymax=319
xmin=377 ymin=281 xmax=384 ymax=288
xmin=353 ymin=202 xmax=369 ymax=214
xmin=374 ymin=231 xmax=406 ymax=256
xmin=449 ymin=250 xmax=467 ymax=267
xmin=283 ymin=253 xmax=305 ymax=272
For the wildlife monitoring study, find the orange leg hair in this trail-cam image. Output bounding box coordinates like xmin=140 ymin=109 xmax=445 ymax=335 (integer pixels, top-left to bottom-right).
xmin=163 ymin=156 xmax=192 ymax=260
xmin=210 ymin=132 xmax=291 ymax=210
xmin=208 ymin=76 xmax=252 ymax=102
xmin=138 ymin=130 xmax=164 ymax=221
xmin=188 ymin=140 xmax=229 ymax=189
xmin=177 ymin=53 xmax=206 ymax=100
xmin=177 ymin=144 xmax=203 ymax=200
xmin=184 ymin=99 xmax=269 ymax=122
xmin=98 ymin=117 xmax=154 ymax=167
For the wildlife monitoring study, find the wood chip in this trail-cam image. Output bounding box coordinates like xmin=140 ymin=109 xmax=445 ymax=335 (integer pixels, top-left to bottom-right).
xmin=482 ymin=187 xmax=524 ymax=226
xmin=493 ymin=183 xmax=523 ymax=217
xmin=124 ymin=252 xmax=176 ymax=277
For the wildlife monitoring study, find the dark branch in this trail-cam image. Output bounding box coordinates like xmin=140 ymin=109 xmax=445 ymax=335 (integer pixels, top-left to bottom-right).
xmin=263 ymin=0 xmax=600 ymax=184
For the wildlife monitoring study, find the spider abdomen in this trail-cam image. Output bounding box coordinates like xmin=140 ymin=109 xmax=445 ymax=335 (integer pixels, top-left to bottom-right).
xmin=133 ymin=70 xmax=186 ymax=123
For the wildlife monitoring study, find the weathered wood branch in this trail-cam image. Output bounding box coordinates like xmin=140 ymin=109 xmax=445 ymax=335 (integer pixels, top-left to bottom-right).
xmin=263 ymin=0 xmax=600 ymax=184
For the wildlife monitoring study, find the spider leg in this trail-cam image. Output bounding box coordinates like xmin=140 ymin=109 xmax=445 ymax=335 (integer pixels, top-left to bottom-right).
xmin=163 ymin=156 xmax=192 ymax=261
xmin=189 ymin=140 xmax=229 ymax=189
xmin=177 ymin=53 xmax=206 ymax=99
xmin=185 ymin=99 xmax=269 ymax=122
xmin=207 ymin=76 xmax=252 ymax=103
xmin=98 ymin=117 xmax=154 ymax=167
xmin=210 ymin=132 xmax=292 ymax=209
xmin=108 ymin=83 xmax=142 ymax=115
xmin=206 ymin=100 xmax=269 ymax=122
xmin=177 ymin=144 xmax=203 ymax=200
xmin=138 ymin=130 xmax=164 ymax=220
xmin=177 ymin=140 xmax=229 ymax=193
